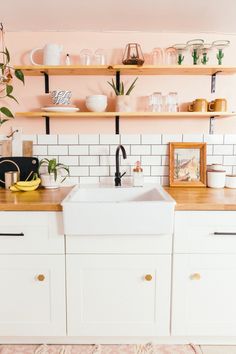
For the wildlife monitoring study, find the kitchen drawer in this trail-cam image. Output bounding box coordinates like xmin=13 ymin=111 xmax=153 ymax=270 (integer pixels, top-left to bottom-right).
xmin=175 ymin=211 xmax=236 ymax=254
xmin=66 ymin=234 xmax=172 ymax=254
xmin=0 ymin=212 xmax=64 ymax=254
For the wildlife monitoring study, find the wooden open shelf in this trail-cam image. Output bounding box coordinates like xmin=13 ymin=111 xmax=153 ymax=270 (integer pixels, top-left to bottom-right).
xmin=14 ymin=65 xmax=236 ymax=76
xmin=16 ymin=111 xmax=236 ymax=118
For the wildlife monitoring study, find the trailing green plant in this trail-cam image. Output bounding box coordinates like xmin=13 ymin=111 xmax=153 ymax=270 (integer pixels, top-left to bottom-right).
xmin=107 ymin=77 xmax=138 ymax=95
xmin=39 ymin=158 xmax=70 ymax=182
xmin=0 ymin=23 xmax=24 ymax=126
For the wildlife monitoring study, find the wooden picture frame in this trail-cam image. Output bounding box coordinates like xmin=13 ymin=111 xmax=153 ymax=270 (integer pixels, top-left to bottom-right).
xmin=169 ymin=142 xmax=206 ymax=187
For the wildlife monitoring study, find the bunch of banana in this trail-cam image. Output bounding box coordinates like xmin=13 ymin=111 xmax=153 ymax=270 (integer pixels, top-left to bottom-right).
xmin=10 ymin=178 xmax=41 ymax=192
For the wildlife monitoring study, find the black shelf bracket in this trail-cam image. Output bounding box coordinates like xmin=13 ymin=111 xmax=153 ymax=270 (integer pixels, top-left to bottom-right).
xmin=209 ymin=116 xmax=215 ymax=135
xmin=211 ymin=70 xmax=222 ymax=93
xmin=115 ymin=71 xmax=120 ymax=134
xmin=42 ymin=71 xmax=50 ymax=134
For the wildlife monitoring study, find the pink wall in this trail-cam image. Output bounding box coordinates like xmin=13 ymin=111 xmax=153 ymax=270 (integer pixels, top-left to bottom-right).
xmin=2 ymin=31 xmax=236 ymax=135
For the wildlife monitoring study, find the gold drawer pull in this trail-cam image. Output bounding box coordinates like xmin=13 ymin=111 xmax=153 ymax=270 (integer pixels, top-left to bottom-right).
xmin=191 ymin=273 xmax=201 ymax=280
xmin=145 ymin=274 xmax=152 ymax=281
xmin=37 ymin=274 xmax=45 ymax=282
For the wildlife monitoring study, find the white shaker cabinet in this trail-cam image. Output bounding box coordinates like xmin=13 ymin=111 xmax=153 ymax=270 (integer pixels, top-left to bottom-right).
xmin=67 ymin=254 xmax=171 ymax=337
xmin=172 ymin=211 xmax=236 ymax=337
xmin=0 ymin=255 xmax=66 ymax=336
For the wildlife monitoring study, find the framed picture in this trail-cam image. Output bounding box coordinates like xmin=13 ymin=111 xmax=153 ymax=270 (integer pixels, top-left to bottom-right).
xmin=169 ymin=142 xmax=206 ymax=187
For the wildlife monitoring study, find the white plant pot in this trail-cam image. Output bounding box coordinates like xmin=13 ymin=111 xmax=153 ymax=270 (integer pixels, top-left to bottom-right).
xmin=115 ymin=95 xmax=134 ymax=112
xmin=40 ymin=173 xmax=61 ymax=189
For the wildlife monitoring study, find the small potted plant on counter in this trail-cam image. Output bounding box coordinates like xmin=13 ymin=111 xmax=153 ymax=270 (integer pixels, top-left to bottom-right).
xmin=107 ymin=77 xmax=138 ymax=112
xmin=39 ymin=158 xmax=70 ymax=189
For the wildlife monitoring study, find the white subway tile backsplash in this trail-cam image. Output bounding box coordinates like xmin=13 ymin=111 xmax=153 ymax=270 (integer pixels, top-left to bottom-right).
xmin=224 ymin=134 xmax=236 ymax=144
xmin=69 ymin=166 xmax=89 ymax=177
xmin=37 ymin=135 xmax=57 ymax=145
xmin=69 ymin=145 xmax=89 ymax=155
xmin=58 ymin=134 xmax=78 ymax=144
xmin=141 ymin=134 xmax=161 ymax=144
xmin=213 ymin=145 xmax=234 ymax=155
xmin=141 ymin=156 xmax=161 ymax=165
xmin=22 ymin=134 xmax=37 ymax=144
xmin=33 ymin=145 xmax=47 ymax=155
xmin=207 ymin=155 xmax=223 ymax=165
xmin=100 ymin=134 xmax=120 ymax=144
xmin=121 ymin=134 xmax=140 ymax=144
xmin=224 ymin=156 xmax=236 ymax=165
xmin=61 ymin=177 xmax=79 ymax=186
xmin=80 ymin=156 xmax=99 ymax=166
xmin=162 ymin=134 xmax=182 ymax=144
xmin=204 ymin=134 xmax=224 ymax=144
xmin=80 ymin=176 xmax=99 ymax=184
xmin=183 ymin=134 xmax=203 ymax=142
xmin=131 ymin=145 xmax=151 ymax=155
xmin=90 ymin=145 xmax=109 ymax=155
xmin=90 ymin=166 xmax=110 ymax=176
xmin=59 ymin=156 xmax=78 ymax=166
xmin=79 ymin=134 xmax=99 ymax=144
xmin=30 ymin=134 xmax=236 ymax=186
xmin=151 ymin=166 xmax=169 ymax=176
xmin=48 ymin=145 xmax=68 ymax=155
xmin=152 ymin=145 xmax=168 ymax=155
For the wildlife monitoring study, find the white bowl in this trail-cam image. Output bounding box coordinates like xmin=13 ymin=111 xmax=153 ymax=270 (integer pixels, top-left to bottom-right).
xmin=86 ymin=100 xmax=107 ymax=112
xmin=86 ymin=95 xmax=107 ymax=101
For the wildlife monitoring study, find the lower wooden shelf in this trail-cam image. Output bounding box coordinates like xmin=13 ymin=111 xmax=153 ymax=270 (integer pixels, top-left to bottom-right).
xmin=16 ymin=111 xmax=236 ymax=118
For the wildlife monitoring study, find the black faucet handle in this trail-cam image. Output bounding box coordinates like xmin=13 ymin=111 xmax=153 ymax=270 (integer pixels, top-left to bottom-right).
xmin=120 ymin=171 xmax=126 ymax=178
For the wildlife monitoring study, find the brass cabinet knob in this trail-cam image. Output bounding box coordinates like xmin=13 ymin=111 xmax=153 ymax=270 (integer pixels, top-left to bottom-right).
xmin=190 ymin=273 xmax=201 ymax=280
xmin=145 ymin=274 xmax=153 ymax=281
xmin=37 ymin=274 xmax=45 ymax=282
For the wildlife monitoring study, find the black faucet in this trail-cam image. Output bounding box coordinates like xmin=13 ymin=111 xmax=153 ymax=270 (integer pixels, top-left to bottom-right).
xmin=115 ymin=144 xmax=127 ymax=186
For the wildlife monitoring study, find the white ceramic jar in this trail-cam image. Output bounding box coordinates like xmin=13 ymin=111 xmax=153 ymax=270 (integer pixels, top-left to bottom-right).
xmin=207 ymin=170 xmax=226 ymax=188
xmin=225 ymin=175 xmax=236 ymax=189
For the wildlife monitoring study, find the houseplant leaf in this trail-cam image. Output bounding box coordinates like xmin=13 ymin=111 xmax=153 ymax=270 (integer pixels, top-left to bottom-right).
xmin=0 ymin=106 xmax=14 ymax=117
xmin=14 ymin=69 xmax=25 ymax=84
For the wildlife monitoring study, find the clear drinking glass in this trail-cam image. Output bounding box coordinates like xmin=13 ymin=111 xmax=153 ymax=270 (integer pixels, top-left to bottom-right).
xmin=151 ymin=48 xmax=163 ymax=65
xmin=212 ymin=40 xmax=230 ymax=65
xmin=149 ymin=92 xmax=163 ymax=112
xmin=164 ymin=47 xmax=177 ymax=65
xmin=80 ymin=49 xmax=92 ymax=65
xmin=94 ymin=48 xmax=107 ymax=65
xmin=165 ymin=92 xmax=179 ymax=112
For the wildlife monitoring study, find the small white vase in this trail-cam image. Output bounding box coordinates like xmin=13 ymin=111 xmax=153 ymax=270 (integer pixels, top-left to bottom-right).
xmin=115 ymin=95 xmax=134 ymax=112
xmin=40 ymin=173 xmax=60 ymax=189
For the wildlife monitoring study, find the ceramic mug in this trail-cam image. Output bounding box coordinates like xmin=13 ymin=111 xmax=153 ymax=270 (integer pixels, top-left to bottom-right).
xmin=188 ymin=98 xmax=208 ymax=112
xmin=51 ymin=90 xmax=72 ymax=105
xmin=30 ymin=43 xmax=63 ymax=66
xmin=208 ymin=98 xmax=227 ymax=112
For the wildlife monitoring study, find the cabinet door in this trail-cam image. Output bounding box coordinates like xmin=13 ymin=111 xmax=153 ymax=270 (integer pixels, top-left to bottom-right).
xmin=172 ymin=254 xmax=236 ymax=336
xmin=0 ymin=255 xmax=66 ymax=336
xmin=67 ymin=255 xmax=171 ymax=337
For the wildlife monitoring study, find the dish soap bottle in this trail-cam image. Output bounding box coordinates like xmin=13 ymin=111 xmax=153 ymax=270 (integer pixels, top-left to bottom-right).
xmin=133 ymin=161 xmax=144 ymax=187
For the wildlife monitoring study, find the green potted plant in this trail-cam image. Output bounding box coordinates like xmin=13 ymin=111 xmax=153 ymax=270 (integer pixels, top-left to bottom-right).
xmin=39 ymin=158 xmax=70 ymax=189
xmin=107 ymin=77 xmax=138 ymax=112
xmin=0 ymin=23 xmax=24 ymax=127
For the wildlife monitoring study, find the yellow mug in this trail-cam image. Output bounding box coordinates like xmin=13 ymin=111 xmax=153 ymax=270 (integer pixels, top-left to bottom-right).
xmin=208 ymin=98 xmax=227 ymax=112
xmin=188 ymin=99 xmax=208 ymax=112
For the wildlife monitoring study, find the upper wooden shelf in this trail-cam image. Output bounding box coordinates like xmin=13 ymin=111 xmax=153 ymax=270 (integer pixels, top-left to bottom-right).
xmin=16 ymin=112 xmax=236 ymax=118
xmin=14 ymin=65 xmax=236 ymax=76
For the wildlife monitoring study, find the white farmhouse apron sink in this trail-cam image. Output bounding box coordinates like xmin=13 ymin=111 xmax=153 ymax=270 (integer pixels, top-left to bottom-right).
xmin=62 ymin=184 xmax=175 ymax=235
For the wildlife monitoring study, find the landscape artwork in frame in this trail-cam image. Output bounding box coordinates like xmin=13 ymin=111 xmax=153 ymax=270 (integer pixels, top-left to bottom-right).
xmin=169 ymin=142 xmax=206 ymax=187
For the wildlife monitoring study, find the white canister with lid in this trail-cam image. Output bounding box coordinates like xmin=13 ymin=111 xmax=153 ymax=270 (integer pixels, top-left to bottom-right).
xmin=210 ymin=164 xmax=224 ymax=171
xmin=225 ymin=175 xmax=236 ymax=189
xmin=207 ymin=170 xmax=226 ymax=188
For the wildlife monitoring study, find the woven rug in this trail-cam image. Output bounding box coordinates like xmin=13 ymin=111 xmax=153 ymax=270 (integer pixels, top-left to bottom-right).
xmin=0 ymin=344 xmax=202 ymax=354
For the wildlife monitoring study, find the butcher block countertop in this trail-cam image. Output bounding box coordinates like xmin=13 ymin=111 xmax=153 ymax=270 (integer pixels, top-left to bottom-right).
xmin=165 ymin=187 xmax=236 ymax=211
xmin=0 ymin=187 xmax=72 ymax=211
xmin=1 ymin=186 xmax=236 ymax=211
